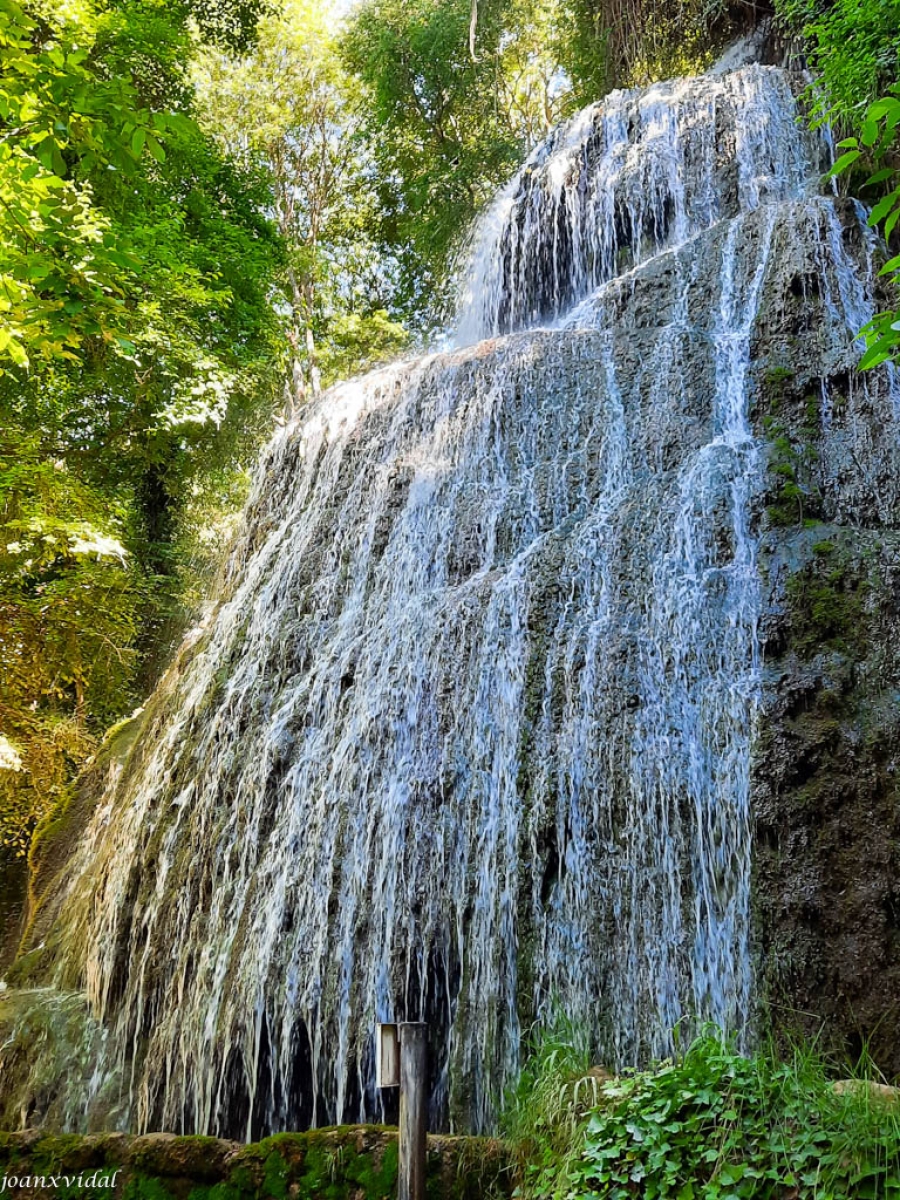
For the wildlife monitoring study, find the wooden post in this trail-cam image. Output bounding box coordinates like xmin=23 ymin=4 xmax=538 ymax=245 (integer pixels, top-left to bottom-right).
xmin=398 ymin=1022 xmax=427 ymax=1200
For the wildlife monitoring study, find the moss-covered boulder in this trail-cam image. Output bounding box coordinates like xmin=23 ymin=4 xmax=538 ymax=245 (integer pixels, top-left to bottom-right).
xmin=0 ymin=1129 xmax=513 ymax=1200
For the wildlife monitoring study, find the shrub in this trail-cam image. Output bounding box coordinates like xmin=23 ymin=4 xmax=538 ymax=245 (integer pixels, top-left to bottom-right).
xmin=510 ymin=1029 xmax=900 ymax=1199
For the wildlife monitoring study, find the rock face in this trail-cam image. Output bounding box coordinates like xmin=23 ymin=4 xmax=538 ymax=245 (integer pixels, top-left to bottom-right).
xmin=747 ymin=207 xmax=900 ymax=1073
xmin=0 ymin=62 xmax=899 ymax=1139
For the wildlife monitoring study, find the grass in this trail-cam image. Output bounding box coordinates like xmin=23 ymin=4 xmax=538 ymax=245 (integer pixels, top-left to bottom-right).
xmin=504 ymin=1026 xmax=900 ymax=1199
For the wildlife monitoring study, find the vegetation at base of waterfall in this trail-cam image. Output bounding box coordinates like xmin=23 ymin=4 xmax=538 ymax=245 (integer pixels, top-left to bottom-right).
xmin=505 ymin=1028 xmax=900 ymax=1200
xmin=0 ymin=0 xmax=407 ymax=857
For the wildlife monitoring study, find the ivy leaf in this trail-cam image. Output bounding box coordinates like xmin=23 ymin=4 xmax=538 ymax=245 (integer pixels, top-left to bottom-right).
xmin=868 ymin=97 xmax=900 ymax=121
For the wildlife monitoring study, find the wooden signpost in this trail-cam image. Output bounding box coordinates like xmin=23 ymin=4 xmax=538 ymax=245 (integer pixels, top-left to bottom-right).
xmin=376 ymin=1021 xmax=427 ymax=1200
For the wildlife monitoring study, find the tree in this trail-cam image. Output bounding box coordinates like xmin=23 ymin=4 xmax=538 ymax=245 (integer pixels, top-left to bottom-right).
xmin=0 ymin=424 xmax=144 ymax=854
xmin=0 ymin=0 xmax=159 ymax=370
xmin=0 ymin=0 xmax=285 ymax=851
xmin=341 ymin=0 xmax=573 ymax=325
xmin=193 ymin=0 xmax=407 ymax=408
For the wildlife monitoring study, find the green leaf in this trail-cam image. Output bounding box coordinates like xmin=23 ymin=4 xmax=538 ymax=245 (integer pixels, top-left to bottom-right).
xmin=868 ymin=97 xmax=900 ymax=121
xmin=867 ymin=187 xmax=900 ymax=225
xmin=131 ymin=126 xmax=146 ymax=156
xmin=828 ymin=149 xmax=861 ymax=177
xmin=860 ymin=342 xmax=892 ymax=370
xmin=861 ymin=118 xmax=879 ymax=147
xmin=51 ymin=142 xmax=67 ymax=178
xmin=145 ymin=135 xmax=166 ymax=162
xmin=864 ymin=168 xmax=895 ymax=187
xmin=5 ymin=337 xmax=29 ymax=367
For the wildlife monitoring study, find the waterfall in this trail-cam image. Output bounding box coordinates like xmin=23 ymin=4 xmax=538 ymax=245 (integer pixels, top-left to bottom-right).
xmin=4 ymin=62 xmax=890 ymax=1139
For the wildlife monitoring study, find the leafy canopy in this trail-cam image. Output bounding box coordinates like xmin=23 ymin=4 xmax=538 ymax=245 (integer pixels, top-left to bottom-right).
xmin=193 ymin=0 xmax=407 ymax=398
xmin=341 ymin=0 xmax=573 ymax=322
xmin=0 ymin=0 xmax=284 ymax=851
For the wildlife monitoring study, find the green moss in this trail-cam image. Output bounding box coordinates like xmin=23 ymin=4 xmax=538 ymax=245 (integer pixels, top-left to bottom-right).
xmin=31 ymin=1133 xmax=93 ymax=1167
xmin=3 ymin=942 xmax=49 ymax=986
xmin=189 ymin=1183 xmax=243 ymax=1200
xmin=785 ymin=559 xmax=869 ymax=657
xmin=765 ymin=366 xmax=795 ymax=383
xmin=122 ymin=1178 xmax=177 ymax=1200
xmin=220 ymin=1165 xmax=255 ymax=1195
xmin=0 ymin=1129 xmax=509 ymax=1200
xmin=761 ymin=383 xmax=823 ymax=527
xmin=759 ymin=367 xmax=795 ymax=425
xmin=261 ymin=1149 xmax=289 ymax=1199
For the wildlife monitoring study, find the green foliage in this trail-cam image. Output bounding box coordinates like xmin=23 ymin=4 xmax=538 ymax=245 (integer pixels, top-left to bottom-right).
xmin=501 ymin=1018 xmax=602 ymax=1197
xmin=503 ymin=1018 xmax=596 ymax=1149
xmin=192 ymin=0 xmax=408 ymax=400
xmin=0 ymin=425 xmax=145 ymax=853
xmin=0 ymin=0 xmax=153 ymax=368
xmin=561 ymin=0 xmax=730 ymax=106
xmin=777 ymin=0 xmax=900 ymax=366
xmin=341 ymin=0 xmax=573 ymax=322
xmin=514 ymin=1031 xmax=900 ymax=1200
xmin=0 ymin=0 xmax=285 ymax=854
xmin=777 ymin=0 xmax=900 ymax=124
xmin=827 ymin=88 xmax=900 ymax=369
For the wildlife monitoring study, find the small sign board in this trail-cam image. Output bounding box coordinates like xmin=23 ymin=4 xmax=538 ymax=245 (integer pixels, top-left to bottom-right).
xmin=376 ymin=1022 xmax=400 ymax=1088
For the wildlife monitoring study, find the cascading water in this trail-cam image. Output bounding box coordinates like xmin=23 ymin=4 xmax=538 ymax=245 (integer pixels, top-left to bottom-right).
xmin=2 ymin=61 xmax=894 ymax=1139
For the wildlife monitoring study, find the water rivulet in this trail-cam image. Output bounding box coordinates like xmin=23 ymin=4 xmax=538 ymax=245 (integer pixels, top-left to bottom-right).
xmin=3 ymin=63 xmax=899 ymax=1138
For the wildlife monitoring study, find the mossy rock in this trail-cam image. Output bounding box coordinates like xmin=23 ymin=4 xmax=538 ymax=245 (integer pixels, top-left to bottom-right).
xmin=783 ymin=541 xmax=870 ymax=658
xmin=0 ymin=1130 xmax=514 ymax=1200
